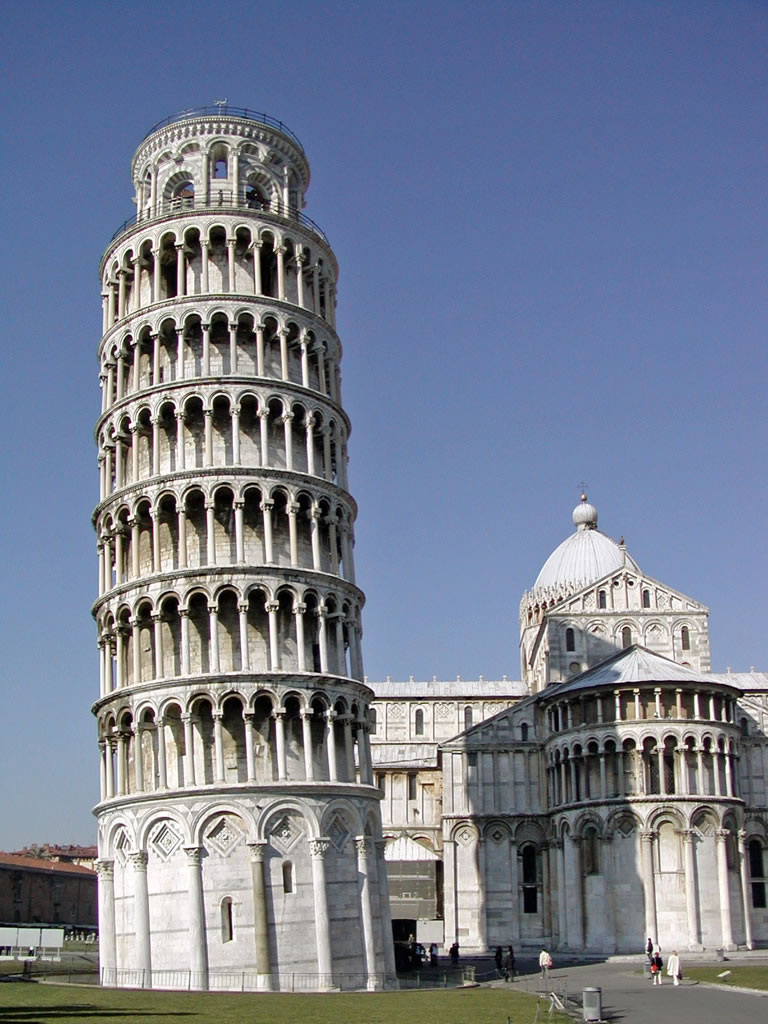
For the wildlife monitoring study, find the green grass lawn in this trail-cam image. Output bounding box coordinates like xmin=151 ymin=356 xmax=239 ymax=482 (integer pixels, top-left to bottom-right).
xmin=683 ymin=965 xmax=768 ymax=991
xmin=0 ymin=980 xmax=567 ymax=1024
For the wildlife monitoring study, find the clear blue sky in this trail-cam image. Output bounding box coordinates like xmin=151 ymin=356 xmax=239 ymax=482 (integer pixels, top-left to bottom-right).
xmin=1 ymin=1 xmax=766 ymax=848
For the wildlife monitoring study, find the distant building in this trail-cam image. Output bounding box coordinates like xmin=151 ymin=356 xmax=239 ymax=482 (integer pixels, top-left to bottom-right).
xmin=11 ymin=845 xmax=98 ymax=871
xmin=0 ymin=853 xmax=96 ymax=929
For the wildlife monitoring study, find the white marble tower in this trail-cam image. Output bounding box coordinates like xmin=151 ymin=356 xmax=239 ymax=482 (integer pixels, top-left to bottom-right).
xmin=92 ymin=106 xmax=395 ymax=991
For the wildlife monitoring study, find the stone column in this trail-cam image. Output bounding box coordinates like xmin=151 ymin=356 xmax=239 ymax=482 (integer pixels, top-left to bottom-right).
xmin=273 ymin=710 xmax=287 ymax=780
xmin=244 ymin=713 xmax=256 ymax=782
xmin=213 ymin=712 xmax=225 ymax=782
xmin=238 ymin=602 xmax=250 ymax=670
xmin=326 ymin=711 xmax=338 ymax=781
xmin=208 ymin=605 xmax=220 ymax=672
xmin=200 ymin=240 xmax=209 ymax=293
xmin=599 ymin=752 xmax=607 ymax=799
xmin=156 ymin=720 xmax=167 ymax=789
xmin=133 ymin=725 xmax=144 ymax=792
xmin=226 ymin=238 xmax=236 ymax=292
xmin=556 ymin=839 xmax=568 ymax=949
xmin=508 ymin=839 xmax=521 ymax=946
xmin=180 ymin=609 xmax=190 ymax=675
xmin=232 ymin=407 xmax=241 ymax=465
xmin=261 ymin=500 xmax=274 ymax=562
xmin=715 ymin=829 xmax=735 ymax=950
xmin=567 ymin=836 xmax=584 ymax=950
xmin=301 ymin=712 xmax=314 ymax=780
xmin=229 ymin=322 xmax=238 ymax=374
xmin=203 ymin=409 xmax=213 ymax=467
xmin=373 ymin=839 xmax=396 ymax=980
xmin=356 ymin=836 xmax=380 ymax=989
xmin=343 ymin=716 xmax=355 ymax=782
xmin=294 ymin=604 xmax=306 ymax=672
xmin=266 ymin=601 xmax=280 ymax=670
xmin=287 ymin=502 xmax=299 ymax=566
xmin=317 ymin=606 xmax=329 ymax=673
xmin=252 ymin=242 xmax=262 ymax=295
xmin=96 ymin=859 xmax=117 ymax=985
xmin=640 ymin=830 xmax=658 ymax=945
xmin=681 ymin=829 xmax=701 ymax=950
xmin=737 ymin=830 xmax=754 ymax=949
xmin=152 ymin=613 xmax=163 ymax=679
xmin=184 ymin=846 xmax=208 ymax=990
xmin=255 ymin=324 xmax=265 ymax=374
xmin=129 ymin=851 xmax=152 ymax=986
xmin=183 ymin=714 xmax=195 ymax=786
xmin=357 ymin=718 xmax=371 ymax=784
xmin=309 ymin=838 xmax=333 ymax=986
xmin=247 ymin=842 xmax=271 ymax=988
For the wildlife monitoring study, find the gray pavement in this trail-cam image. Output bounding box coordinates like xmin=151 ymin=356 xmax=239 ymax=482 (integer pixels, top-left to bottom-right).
xmin=477 ymin=955 xmax=768 ymax=1024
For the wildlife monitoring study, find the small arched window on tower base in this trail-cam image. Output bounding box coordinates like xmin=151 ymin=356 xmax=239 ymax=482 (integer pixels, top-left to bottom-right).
xmin=598 ymin=590 xmax=607 ymax=609
xmin=621 ymin=626 xmax=632 ymax=648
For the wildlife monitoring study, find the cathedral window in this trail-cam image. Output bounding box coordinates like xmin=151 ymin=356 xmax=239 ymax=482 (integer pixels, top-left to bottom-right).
xmin=642 ymin=589 xmax=651 ymax=608
xmin=565 ymin=628 xmax=575 ymax=652
xmin=221 ymin=897 xmax=233 ymax=941
xmin=598 ymin=590 xmax=607 ymax=609
xmin=369 ymin=707 xmax=377 ymax=734
xmin=520 ymin=844 xmax=538 ymax=913
xmin=414 ymin=709 xmax=424 ymax=736
xmin=407 ymin=774 xmax=418 ymax=800
xmin=621 ymin=626 xmax=632 ymax=648
xmin=521 ymin=723 xmax=529 ymax=741
xmin=464 ymin=706 xmax=473 ymax=730
xmin=681 ymin=626 xmax=691 ymax=651
xmin=749 ymin=840 xmax=766 ymax=908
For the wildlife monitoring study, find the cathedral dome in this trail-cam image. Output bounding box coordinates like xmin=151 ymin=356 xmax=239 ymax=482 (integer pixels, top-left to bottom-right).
xmin=533 ymin=495 xmax=638 ymax=591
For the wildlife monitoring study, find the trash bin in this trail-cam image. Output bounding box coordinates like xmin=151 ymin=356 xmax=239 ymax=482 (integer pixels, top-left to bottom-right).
xmin=715 ymin=948 xmax=725 ymax=962
xmin=642 ymin=962 xmax=651 ymax=980
xmin=583 ymin=986 xmax=602 ymax=1022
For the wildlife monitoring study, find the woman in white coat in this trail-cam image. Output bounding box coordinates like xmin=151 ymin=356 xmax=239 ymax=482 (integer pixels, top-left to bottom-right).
xmin=666 ymin=950 xmax=681 ymax=986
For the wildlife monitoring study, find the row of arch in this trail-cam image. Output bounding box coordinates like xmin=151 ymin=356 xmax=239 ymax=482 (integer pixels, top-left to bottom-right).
xmin=133 ymin=131 xmax=308 ymax=229
xmin=97 ymin=392 xmax=348 ymax=501
xmin=103 ymin=796 xmax=380 ymax=859
xmin=98 ymin=689 xmax=375 ymax=798
xmin=563 ymin=621 xmax=695 ymax=654
xmin=546 ymin=686 xmax=738 ymax=731
xmin=99 ymin=311 xmax=341 ymax=410
xmin=545 ymin=732 xmax=740 ymax=805
xmin=96 ymin=485 xmax=356 ymax=596
xmin=103 ymin=222 xmax=335 ymax=332
xmin=97 ymin=585 xmax=363 ymax=694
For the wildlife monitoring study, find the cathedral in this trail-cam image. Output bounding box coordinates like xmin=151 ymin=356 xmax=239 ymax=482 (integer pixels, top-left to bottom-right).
xmin=370 ymin=494 xmax=768 ymax=953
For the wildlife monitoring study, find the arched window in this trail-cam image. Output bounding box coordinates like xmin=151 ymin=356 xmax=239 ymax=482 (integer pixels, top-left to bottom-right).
xmin=598 ymin=590 xmax=607 ymax=609
xmin=414 ymin=709 xmax=424 ymax=736
xmin=621 ymin=626 xmax=632 ymax=648
xmin=521 ymin=722 xmax=529 ymax=742
xmin=221 ymin=897 xmax=233 ymax=941
xmin=282 ymin=861 xmax=294 ymax=894
xmin=369 ymin=707 xmax=377 ymax=735
xmin=642 ymin=589 xmax=651 ymax=608
xmin=464 ymin=706 xmax=473 ymax=730
xmin=520 ymin=844 xmax=538 ymax=913
xmin=740 ymin=718 xmax=749 ymax=737
xmin=565 ymin=627 xmax=575 ymax=652
xmin=681 ymin=626 xmax=690 ymax=651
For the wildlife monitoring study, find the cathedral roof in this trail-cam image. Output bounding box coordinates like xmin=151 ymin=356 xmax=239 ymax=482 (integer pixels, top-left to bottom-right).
xmin=533 ymin=494 xmax=639 ymax=592
xmin=540 ymin=644 xmax=731 ymax=698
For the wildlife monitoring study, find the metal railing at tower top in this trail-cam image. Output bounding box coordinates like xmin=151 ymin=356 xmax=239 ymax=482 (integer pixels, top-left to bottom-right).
xmin=108 ymin=194 xmax=329 ymax=245
xmin=141 ymin=106 xmax=304 ymax=150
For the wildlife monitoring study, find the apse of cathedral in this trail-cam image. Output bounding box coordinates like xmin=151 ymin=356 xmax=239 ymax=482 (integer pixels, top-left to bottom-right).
xmin=370 ymin=494 xmax=768 ymax=953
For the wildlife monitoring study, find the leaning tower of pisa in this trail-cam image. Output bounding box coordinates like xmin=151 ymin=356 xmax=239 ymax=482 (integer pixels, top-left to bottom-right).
xmin=92 ymin=106 xmax=395 ymax=992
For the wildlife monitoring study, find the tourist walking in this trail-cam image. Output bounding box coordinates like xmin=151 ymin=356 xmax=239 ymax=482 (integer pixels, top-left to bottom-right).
xmin=645 ymin=937 xmax=654 ymax=961
xmin=504 ymin=946 xmax=515 ymax=982
xmin=449 ymin=941 xmax=459 ymax=966
xmin=667 ymin=950 xmax=681 ymax=986
xmin=651 ymin=950 xmax=663 ymax=985
xmin=539 ymin=948 xmax=552 ymax=984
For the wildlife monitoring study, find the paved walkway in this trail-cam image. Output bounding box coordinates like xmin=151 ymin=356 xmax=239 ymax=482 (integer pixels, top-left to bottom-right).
xmin=475 ymin=954 xmax=768 ymax=1024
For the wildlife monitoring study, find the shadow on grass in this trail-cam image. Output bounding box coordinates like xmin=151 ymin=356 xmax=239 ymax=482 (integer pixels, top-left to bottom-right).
xmin=0 ymin=1008 xmax=194 ymax=1020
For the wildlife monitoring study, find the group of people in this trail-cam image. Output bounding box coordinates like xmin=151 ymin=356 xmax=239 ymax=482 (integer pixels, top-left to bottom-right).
xmin=646 ymin=937 xmax=682 ymax=986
